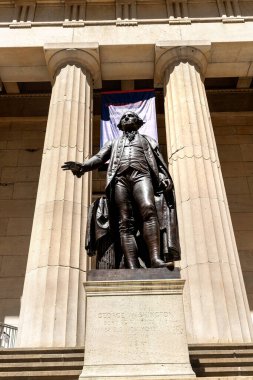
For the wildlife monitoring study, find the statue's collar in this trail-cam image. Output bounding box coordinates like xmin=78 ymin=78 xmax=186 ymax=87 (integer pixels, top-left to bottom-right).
xmin=123 ymin=130 xmax=138 ymax=142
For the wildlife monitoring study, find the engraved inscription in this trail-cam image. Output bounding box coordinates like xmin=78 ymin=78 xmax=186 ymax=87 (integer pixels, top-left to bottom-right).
xmin=97 ymin=311 xmax=183 ymax=334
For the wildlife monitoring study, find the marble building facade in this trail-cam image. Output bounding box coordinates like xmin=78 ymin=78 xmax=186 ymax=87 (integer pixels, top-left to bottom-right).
xmin=0 ymin=0 xmax=253 ymax=355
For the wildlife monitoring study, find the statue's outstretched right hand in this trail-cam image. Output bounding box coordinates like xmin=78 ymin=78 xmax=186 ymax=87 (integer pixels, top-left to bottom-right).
xmin=61 ymin=161 xmax=84 ymax=178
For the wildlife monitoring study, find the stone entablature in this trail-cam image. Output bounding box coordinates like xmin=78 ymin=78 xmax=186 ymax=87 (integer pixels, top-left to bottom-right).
xmin=0 ymin=0 xmax=252 ymax=27
xmin=0 ymin=40 xmax=253 ymax=87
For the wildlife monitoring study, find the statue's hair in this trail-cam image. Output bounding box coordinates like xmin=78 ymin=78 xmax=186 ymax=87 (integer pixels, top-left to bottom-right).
xmin=117 ymin=111 xmax=145 ymax=131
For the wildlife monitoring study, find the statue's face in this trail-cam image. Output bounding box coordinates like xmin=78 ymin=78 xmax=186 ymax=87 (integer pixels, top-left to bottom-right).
xmin=120 ymin=112 xmax=138 ymax=132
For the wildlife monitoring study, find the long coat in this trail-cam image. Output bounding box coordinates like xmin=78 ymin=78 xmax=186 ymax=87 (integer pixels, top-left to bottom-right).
xmin=84 ymin=133 xmax=181 ymax=268
xmin=82 ymin=134 xmax=170 ymax=190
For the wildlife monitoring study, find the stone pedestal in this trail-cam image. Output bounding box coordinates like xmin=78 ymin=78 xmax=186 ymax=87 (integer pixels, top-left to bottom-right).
xmin=79 ymin=269 xmax=195 ymax=380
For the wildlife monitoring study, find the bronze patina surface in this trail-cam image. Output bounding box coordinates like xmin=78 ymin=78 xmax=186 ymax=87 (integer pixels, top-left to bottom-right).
xmin=62 ymin=111 xmax=180 ymax=270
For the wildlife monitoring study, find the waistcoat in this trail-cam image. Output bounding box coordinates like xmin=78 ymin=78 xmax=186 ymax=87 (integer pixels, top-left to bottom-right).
xmin=117 ymin=133 xmax=150 ymax=175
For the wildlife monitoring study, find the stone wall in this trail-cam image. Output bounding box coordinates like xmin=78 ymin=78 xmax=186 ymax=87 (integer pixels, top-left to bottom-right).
xmin=213 ymin=112 xmax=253 ymax=317
xmin=0 ymin=117 xmax=45 ymax=326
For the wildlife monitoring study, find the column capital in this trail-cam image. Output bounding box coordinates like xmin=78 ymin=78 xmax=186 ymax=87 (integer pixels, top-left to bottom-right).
xmin=154 ymin=42 xmax=211 ymax=87
xmin=44 ymin=42 xmax=101 ymax=88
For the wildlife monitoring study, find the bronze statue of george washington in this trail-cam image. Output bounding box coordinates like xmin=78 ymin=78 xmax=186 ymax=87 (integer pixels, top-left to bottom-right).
xmin=62 ymin=111 xmax=180 ymax=270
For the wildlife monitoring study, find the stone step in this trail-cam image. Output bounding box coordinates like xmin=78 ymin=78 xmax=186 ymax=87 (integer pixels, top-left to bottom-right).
xmin=0 ymin=353 xmax=84 ymax=363
xmin=192 ymin=357 xmax=253 ymax=367
xmin=189 ymin=343 xmax=253 ymax=349
xmin=195 ymin=366 xmax=253 ymax=377
xmin=0 ymin=361 xmax=84 ymax=370
xmin=190 ymin=349 xmax=253 ymax=359
xmin=0 ymin=348 xmax=84 ymax=355
xmin=189 ymin=344 xmax=253 ymax=351
xmin=189 ymin=345 xmax=253 ymax=358
xmin=0 ymin=348 xmax=84 ymax=380
xmin=202 ymin=378 xmax=252 ymax=380
xmin=0 ymin=345 xmax=253 ymax=379
xmin=0 ymin=370 xmax=81 ymax=379
xmin=189 ymin=344 xmax=253 ymax=377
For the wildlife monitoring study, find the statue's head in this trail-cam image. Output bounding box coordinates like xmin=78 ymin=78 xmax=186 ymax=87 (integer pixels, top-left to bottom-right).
xmin=117 ymin=111 xmax=144 ymax=132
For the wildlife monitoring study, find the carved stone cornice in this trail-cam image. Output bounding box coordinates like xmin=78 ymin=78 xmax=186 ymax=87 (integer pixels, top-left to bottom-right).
xmin=155 ymin=41 xmax=211 ymax=87
xmin=44 ymin=42 xmax=101 ymax=88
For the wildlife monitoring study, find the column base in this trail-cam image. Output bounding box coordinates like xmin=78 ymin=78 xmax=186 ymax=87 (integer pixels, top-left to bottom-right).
xmin=79 ymin=270 xmax=196 ymax=380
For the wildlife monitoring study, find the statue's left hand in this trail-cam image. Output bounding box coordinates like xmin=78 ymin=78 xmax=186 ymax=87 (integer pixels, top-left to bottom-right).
xmin=161 ymin=178 xmax=173 ymax=191
xmin=61 ymin=161 xmax=84 ymax=178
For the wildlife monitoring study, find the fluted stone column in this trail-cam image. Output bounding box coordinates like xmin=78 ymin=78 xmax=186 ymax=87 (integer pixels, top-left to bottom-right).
xmin=156 ymin=45 xmax=253 ymax=343
xmin=17 ymin=44 xmax=100 ymax=347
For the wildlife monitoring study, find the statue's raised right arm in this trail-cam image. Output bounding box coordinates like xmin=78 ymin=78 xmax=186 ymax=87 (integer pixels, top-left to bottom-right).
xmin=61 ymin=141 xmax=112 ymax=177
